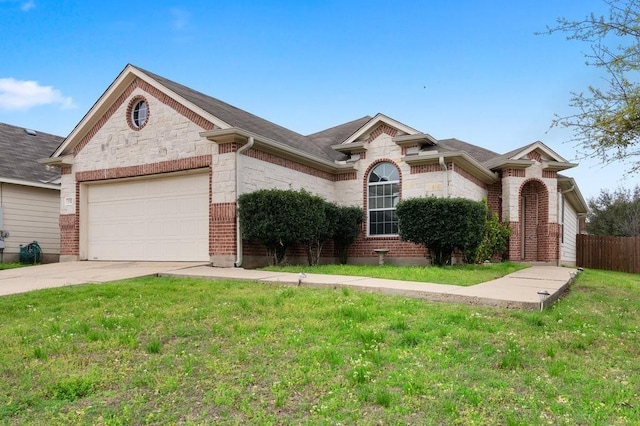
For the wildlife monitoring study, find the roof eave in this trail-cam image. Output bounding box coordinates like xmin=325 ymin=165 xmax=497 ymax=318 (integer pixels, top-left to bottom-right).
xmin=543 ymin=161 xmax=579 ymax=172
xmin=39 ymin=155 xmax=74 ymax=167
xmin=402 ymin=151 xmax=498 ymax=184
xmin=0 ymin=177 xmax=60 ymax=190
xmin=392 ymin=133 xmax=438 ymax=147
xmin=558 ymin=176 xmax=588 ymax=214
xmin=485 ymin=159 xmax=534 ymax=170
xmin=331 ymin=141 xmax=366 ymax=154
xmin=201 ymin=128 xmax=357 ymax=174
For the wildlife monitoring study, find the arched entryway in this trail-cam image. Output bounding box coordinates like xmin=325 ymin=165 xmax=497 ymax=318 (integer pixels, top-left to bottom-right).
xmin=519 ymin=179 xmax=549 ymax=262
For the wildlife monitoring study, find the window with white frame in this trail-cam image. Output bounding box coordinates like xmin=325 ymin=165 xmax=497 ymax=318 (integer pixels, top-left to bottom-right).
xmin=368 ymin=162 xmax=399 ymax=235
xmin=130 ymin=99 xmax=148 ymax=129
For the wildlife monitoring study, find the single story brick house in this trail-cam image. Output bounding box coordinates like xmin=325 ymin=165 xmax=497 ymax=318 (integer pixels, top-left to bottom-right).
xmin=0 ymin=122 xmax=62 ymax=263
xmin=44 ymin=64 xmax=587 ymax=267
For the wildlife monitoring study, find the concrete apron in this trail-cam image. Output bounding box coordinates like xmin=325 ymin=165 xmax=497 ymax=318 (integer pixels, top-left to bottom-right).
xmin=0 ymin=261 xmax=208 ymax=297
xmin=162 ymin=265 xmax=579 ymax=310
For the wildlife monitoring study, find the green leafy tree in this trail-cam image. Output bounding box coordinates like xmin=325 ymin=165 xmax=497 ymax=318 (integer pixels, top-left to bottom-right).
xmin=396 ymin=197 xmax=486 ymax=266
xmin=543 ymin=0 xmax=640 ymax=172
xmin=587 ymin=185 xmax=640 ymax=236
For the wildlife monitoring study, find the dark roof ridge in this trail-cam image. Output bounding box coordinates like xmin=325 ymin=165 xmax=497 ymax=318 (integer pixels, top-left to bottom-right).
xmin=306 ymin=115 xmax=373 ymax=138
xmin=132 ymin=65 xmax=340 ymax=161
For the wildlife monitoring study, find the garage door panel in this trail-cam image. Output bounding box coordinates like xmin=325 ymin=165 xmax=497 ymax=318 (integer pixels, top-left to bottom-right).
xmin=87 ymin=173 xmax=209 ymax=261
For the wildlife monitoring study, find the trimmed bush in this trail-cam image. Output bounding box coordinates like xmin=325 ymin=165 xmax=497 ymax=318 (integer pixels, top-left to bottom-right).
xmin=396 ymin=197 xmax=486 ymax=266
xmin=238 ymin=189 xmax=326 ymax=265
xmin=330 ymin=205 xmax=364 ymax=264
xmin=238 ymin=189 xmax=363 ymax=266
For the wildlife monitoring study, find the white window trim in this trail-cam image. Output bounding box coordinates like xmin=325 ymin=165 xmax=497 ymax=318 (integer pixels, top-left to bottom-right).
xmin=367 ymin=162 xmax=400 ymax=237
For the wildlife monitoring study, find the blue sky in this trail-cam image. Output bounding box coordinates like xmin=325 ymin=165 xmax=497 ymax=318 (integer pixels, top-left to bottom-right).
xmin=0 ymin=0 xmax=632 ymax=200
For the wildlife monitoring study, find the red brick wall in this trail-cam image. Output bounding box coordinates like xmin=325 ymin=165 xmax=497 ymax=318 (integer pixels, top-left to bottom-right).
xmin=367 ymin=124 xmax=398 ymax=141
xmin=487 ymin=181 xmax=502 ymax=219
xmin=59 ymin=214 xmax=79 ymax=256
xmin=510 ymin=178 xmax=559 ymax=263
xmin=507 ymin=221 xmax=520 ymax=261
xmin=75 ymin=156 xmax=211 ymax=182
xmin=210 ymin=202 xmax=236 ymax=255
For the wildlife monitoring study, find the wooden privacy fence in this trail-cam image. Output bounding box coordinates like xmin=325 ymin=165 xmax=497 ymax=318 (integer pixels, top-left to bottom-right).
xmin=577 ymin=234 xmax=640 ymax=273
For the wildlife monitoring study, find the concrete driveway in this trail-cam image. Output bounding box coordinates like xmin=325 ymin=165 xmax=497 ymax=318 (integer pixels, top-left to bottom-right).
xmin=0 ymin=261 xmax=208 ymax=296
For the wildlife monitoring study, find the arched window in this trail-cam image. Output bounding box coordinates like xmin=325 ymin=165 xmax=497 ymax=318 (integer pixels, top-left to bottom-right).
xmin=368 ymin=162 xmax=399 ymax=235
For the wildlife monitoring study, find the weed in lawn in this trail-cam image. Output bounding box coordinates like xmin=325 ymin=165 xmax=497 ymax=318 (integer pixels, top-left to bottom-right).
xmin=398 ymin=330 xmax=423 ymax=347
xmin=146 ymin=338 xmax=161 ymax=354
xmin=499 ymin=340 xmax=524 ymax=370
xmin=49 ymin=376 xmax=96 ymax=401
xmin=388 ymin=318 xmax=408 ymax=332
xmin=33 ymin=346 xmax=47 ymax=360
xmin=375 ymin=389 xmax=393 ymax=407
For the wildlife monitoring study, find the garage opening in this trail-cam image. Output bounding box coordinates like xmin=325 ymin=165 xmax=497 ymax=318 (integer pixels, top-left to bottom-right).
xmin=85 ymin=172 xmax=209 ymax=261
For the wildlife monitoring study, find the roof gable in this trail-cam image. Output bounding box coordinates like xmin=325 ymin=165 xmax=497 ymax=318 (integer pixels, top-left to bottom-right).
xmin=506 ymin=141 xmax=568 ymax=163
xmin=0 ymin=122 xmax=62 ymax=187
xmin=484 ymin=141 xmax=578 ymax=172
xmin=339 ymin=113 xmax=421 ymax=145
xmin=53 ymin=64 xmax=340 ymax=162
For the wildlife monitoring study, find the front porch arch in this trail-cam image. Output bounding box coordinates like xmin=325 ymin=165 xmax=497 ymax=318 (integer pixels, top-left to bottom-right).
xmin=518 ymin=179 xmax=549 ymax=262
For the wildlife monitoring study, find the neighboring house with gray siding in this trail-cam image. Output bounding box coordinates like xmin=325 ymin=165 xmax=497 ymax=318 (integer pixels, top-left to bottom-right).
xmin=44 ymin=64 xmax=588 ymax=267
xmin=0 ymin=123 xmax=62 ymax=263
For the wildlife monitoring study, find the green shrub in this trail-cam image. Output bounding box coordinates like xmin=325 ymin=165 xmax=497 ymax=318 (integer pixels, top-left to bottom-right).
xmin=238 ymin=190 xmax=362 ymax=266
xmin=329 ymin=205 xmax=363 ymax=264
xmin=469 ymin=205 xmax=511 ymax=263
xmin=238 ymin=189 xmax=326 ymax=265
xmin=396 ymin=197 xmax=486 ymax=266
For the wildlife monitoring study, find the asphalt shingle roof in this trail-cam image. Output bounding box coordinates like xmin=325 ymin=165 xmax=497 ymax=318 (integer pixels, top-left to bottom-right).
xmin=132 ymin=65 xmax=521 ymax=168
xmin=0 ymin=122 xmax=62 ymax=184
xmin=437 ymin=138 xmax=502 ymax=164
xmin=134 ymin=65 xmax=345 ymax=161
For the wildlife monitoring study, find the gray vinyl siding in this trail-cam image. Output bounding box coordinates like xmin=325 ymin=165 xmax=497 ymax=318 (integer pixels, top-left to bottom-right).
xmin=0 ymin=183 xmax=60 ymax=260
xmin=560 ymin=196 xmax=578 ymax=266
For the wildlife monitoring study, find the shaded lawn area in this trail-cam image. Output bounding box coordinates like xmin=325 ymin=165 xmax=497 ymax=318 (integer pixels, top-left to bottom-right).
xmin=262 ymin=261 xmax=529 ymax=286
xmin=0 ymin=269 xmax=638 ymax=424
xmin=0 ymin=263 xmax=25 ymax=271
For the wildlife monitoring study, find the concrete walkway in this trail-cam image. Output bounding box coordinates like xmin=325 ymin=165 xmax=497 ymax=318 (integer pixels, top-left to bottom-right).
xmin=0 ymin=262 xmax=577 ymax=309
xmin=162 ymin=265 xmax=578 ymax=310
xmin=0 ymin=261 xmax=207 ymax=297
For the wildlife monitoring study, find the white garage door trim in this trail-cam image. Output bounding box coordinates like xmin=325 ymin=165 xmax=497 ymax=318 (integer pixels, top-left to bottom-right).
xmin=85 ymin=172 xmax=209 ymax=261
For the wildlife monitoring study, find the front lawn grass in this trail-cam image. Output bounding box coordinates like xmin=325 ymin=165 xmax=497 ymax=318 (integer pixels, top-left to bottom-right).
xmin=262 ymin=261 xmax=529 ymax=286
xmin=0 ymin=269 xmax=638 ymax=424
xmin=0 ymin=262 xmax=25 ymax=270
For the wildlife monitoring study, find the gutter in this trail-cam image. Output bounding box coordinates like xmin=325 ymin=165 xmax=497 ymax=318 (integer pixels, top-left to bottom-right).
xmin=201 ymin=128 xmax=356 ymax=175
xmin=438 ymin=156 xmax=449 ymax=197
xmin=234 ymin=136 xmax=254 ymax=267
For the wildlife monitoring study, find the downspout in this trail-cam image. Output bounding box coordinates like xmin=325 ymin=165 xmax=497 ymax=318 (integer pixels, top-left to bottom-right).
xmin=439 ymin=156 xmax=449 ymax=197
xmin=234 ymin=136 xmax=254 ymax=267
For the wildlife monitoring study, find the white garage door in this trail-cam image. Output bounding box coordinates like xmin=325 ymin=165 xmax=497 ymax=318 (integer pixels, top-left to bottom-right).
xmin=87 ymin=173 xmax=209 ymax=261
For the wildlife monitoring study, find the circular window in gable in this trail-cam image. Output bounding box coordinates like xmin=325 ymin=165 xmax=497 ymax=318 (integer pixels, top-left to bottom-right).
xmin=127 ymin=96 xmax=149 ymax=130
